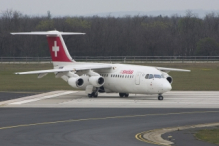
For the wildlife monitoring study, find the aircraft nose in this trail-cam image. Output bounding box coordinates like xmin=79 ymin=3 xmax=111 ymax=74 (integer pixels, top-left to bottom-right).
xmin=163 ymin=82 xmax=172 ymax=92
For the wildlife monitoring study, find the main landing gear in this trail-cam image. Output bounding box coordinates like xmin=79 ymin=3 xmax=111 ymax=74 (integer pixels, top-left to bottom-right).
xmin=158 ymin=94 xmax=164 ymax=100
xmin=88 ymin=87 xmax=99 ymax=98
xmin=88 ymin=92 xmax=98 ymax=98
xmin=119 ymin=93 xmax=129 ymax=98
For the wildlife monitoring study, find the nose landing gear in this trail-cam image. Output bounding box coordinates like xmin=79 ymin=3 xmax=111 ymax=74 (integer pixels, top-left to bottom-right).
xmin=158 ymin=94 xmax=163 ymax=100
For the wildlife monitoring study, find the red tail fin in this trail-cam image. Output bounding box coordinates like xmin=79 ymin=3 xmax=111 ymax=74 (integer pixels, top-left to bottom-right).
xmin=11 ymin=30 xmax=85 ymax=63
xmin=47 ymin=36 xmax=72 ymax=62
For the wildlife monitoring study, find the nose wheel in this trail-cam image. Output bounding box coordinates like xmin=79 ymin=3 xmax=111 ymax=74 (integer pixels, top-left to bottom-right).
xmin=158 ymin=94 xmax=163 ymax=100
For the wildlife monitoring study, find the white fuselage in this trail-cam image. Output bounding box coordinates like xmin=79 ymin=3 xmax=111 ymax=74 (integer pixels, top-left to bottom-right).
xmin=12 ymin=30 xmax=189 ymax=99
xmin=54 ymin=62 xmax=172 ymax=95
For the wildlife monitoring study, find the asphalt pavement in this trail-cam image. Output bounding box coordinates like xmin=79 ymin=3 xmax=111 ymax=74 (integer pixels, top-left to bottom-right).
xmin=163 ymin=127 xmax=218 ymax=146
xmin=0 ymin=108 xmax=219 ymax=146
xmin=1 ymin=91 xmax=219 ymax=146
xmin=0 ymin=92 xmax=38 ymax=102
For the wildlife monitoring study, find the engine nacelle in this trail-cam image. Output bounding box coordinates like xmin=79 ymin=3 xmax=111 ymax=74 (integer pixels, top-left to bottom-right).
xmin=89 ymin=76 xmax=105 ymax=87
xmin=68 ymin=77 xmax=84 ymax=88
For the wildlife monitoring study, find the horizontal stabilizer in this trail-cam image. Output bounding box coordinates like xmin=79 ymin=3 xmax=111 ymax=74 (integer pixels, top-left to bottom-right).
xmin=11 ymin=30 xmax=85 ymax=36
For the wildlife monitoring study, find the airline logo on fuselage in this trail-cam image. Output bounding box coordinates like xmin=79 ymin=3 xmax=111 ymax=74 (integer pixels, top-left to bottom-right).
xmin=120 ymin=70 xmax=134 ymax=74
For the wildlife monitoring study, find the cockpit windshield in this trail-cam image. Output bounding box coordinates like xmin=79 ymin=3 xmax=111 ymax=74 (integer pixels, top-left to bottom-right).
xmin=145 ymin=74 xmax=164 ymax=79
xmin=154 ymin=74 xmax=161 ymax=78
xmin=149 ymin=74 xmax=154 ymax=79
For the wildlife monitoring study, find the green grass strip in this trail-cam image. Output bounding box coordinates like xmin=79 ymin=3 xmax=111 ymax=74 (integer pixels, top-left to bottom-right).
xmin=195 ymin=128 xmax=219 ymax=145
xmin=0 ymin=63 xmax=218 ymax=91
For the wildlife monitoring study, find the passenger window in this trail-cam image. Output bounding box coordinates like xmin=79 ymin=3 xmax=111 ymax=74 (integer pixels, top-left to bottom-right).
xmin=145 ymin=74 xmax=149 ymax=79
xmin=149 ymin=74 xmax=154 ymax=79
xmin=154 ymin=74 xmax=161 ymax=78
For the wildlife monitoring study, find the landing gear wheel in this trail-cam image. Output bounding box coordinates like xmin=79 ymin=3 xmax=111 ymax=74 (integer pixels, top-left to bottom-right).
xmin=88 ymin=92 xmax=98 ymax=98
xmin=119 ymin=93 xmax=129 ymax=98
xmin=158 ymin=96 xmax=163 ymax=100
xmin=119 ymin=93 xmax=125 ymax=97
xmin=93 ymin=92 xmax=98 ymax=98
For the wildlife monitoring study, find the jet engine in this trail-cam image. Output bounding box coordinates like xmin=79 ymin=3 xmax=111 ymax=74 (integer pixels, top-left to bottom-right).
xmin=68 ymin=77 xmax=84 ymax=88
xmin=89 ymin=76 xmax=105 ymax=87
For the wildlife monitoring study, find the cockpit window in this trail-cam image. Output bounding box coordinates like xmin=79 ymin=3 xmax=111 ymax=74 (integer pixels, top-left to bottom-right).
xmin=154 ymin=74 xmax=161 ymax=78
xmin=149 ymin=74 xmax=154 ymax=79
xmin=145 ymin=74 xmax=149 ymax=79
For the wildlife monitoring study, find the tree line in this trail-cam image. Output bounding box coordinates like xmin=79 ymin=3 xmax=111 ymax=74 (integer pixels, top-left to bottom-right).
xmin=0 ymin=10 xmax=219 ymax=57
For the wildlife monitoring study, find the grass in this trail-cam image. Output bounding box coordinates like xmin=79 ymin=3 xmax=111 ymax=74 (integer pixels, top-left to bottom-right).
xmin=195 ymin=128 xmax=219 ymax=145
xmin=0 ymin=63 xmax=73 ymax=91
xmin=0 ymin=63 xmax=218 ymax=91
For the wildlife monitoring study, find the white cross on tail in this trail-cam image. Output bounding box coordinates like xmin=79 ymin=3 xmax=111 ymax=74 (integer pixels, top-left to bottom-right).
xmin=52 ymin=41 xmax=59 ymax=57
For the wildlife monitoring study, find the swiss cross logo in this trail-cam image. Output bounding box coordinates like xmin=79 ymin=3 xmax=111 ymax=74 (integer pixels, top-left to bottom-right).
xmin=52 ymin=41 xmax=59 ymax=57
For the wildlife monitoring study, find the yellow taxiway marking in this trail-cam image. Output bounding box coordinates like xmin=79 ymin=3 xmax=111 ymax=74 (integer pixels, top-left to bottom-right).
xmin=0 ymin=110 xmax=219 ymax=130
xmin=135 ymin=122 xmax=219 ymax=146
xmin=135 ymin=130 xmax=169 ymax=146
xmin=135 ymin=131 xmax=171 ymax=146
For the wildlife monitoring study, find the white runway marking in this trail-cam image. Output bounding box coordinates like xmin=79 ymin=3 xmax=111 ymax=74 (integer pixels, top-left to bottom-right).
xmin=10 ymin=91 xmax=76 ymax=105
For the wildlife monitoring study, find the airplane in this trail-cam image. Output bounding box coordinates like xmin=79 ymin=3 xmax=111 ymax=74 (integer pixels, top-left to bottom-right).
xmin=11 ymin=30 xmax=190 ymax=100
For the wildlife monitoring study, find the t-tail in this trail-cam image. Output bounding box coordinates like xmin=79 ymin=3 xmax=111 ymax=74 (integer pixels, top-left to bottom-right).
xmin=11 ymin=30 xmax=85 ymax=66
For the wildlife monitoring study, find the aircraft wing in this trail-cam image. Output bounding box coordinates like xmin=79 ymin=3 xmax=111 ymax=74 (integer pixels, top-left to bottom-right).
xmin=15 ymin=65 xmax=112 ymax=75
xmin=15 ymin=69 xmax=72 ymax=75
xmin=156 ymin=67 xmax=190 ymax=72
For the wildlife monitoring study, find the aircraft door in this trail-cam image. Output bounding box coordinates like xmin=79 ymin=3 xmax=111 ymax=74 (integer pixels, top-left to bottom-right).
xmin=135 ymin=72 xmax=142 ymax=85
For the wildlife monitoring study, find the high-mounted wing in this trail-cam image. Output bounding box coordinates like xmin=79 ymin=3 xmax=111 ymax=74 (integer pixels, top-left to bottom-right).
xmin=156 ymin=67 xmax=190 ymax=72
xmin=15 ymin=69 xmax=72 ymax=75
xmin=15 ymin=64 xmax=112 ymax=75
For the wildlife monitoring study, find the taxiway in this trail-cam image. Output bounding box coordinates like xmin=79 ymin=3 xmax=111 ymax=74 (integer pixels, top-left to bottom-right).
xmin=0 ymin=91 xmax=218 ymax=146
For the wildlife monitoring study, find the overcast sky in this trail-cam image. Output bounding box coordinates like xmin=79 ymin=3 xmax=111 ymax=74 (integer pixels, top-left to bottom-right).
xmin=0 ymin=0 xmax=218 ymax=16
